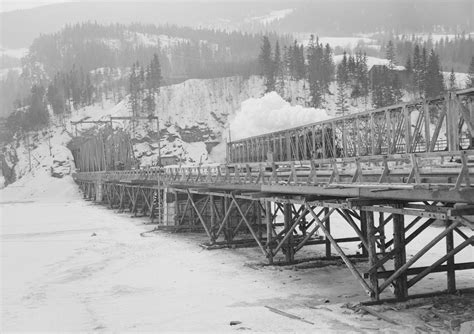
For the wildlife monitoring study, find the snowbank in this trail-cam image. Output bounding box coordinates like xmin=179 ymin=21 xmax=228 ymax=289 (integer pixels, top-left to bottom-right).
xmin=0 ymin=169 xmax=81 ymax=203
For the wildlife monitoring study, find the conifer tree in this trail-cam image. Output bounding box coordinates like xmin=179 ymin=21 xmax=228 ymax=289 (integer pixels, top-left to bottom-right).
xmin=259 ymin=36 xmax=275 ymax=92
xmin=322 ymin=43 xmax=334 ymax=92
xmin=274 ymin=42 xmax=286 ymax=97
xmin=449 ymin=68 xmax=457 ymax=91
xmin=27 ymin=85 xmax=49 ymax=130
xmin=467 ymin=56 xmax=474 ymax=88
xmin=412 ymin=44 xmax=422 ymax=97
xmin=296 ymin=44 xmax=306 ymax=80
xmin=424 ymin=50 xmax=445 ymax=98
xmin=386 ymin=40 xmax=396 ymax=70
xmin=336 ymin=61 xmax=348 ymax=114
xmin=307 ymin=35 xmax=324 ymax=107
xmin=340 ymin=51 xmax=349 ymax=85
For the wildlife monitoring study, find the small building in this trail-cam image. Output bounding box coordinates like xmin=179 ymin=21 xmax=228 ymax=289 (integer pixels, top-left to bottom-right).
xmin=368 ymin=64 xmax=410 ymax=87
xmin=160 ymin=155 xmax=179 ymax=166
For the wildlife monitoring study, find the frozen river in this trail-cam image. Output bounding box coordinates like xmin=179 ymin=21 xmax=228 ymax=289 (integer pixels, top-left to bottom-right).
xmin=1 ymin=173 xmax=472 ymax=332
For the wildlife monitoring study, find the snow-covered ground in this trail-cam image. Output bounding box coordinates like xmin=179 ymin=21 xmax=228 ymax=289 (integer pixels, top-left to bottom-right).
xmin=397 ymin=33 xmax=474 ymax=43
xmin=1 ymin=165 xmax=473 ymax=332
xmin=297 ymin=35 xmax=378 ymax=51
xmin=333 ymin=55 xmax=406 ymax=72
xmin=0 ymin=47 xmax=28 ymax=59
xmin=248 ymin=8 xmax=294 ymax=25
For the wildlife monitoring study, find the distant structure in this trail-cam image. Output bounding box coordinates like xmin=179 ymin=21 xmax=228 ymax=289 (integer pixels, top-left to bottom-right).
xmin=160 ymin=155 xmax=179 ymax=166
xmin=368 ymin=64 xmax=410 ymax=86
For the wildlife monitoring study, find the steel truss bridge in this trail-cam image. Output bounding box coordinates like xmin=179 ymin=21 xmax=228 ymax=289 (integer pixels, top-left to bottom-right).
xmin=73 ymin=88 xmax=474 ymax=302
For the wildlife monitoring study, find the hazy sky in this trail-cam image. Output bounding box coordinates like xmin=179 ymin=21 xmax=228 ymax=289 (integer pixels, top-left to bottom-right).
xmin=0 ymin=0 xmax=281 ymax=13
xmin=0 ymin=0 xmax=70 ymax=12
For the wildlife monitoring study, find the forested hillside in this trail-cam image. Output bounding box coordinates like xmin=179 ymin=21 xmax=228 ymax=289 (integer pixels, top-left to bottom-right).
xmin=0 ymin=23 xmax=290 ymax=119
xmin=1 ymin=1 xmax=471 ymax=48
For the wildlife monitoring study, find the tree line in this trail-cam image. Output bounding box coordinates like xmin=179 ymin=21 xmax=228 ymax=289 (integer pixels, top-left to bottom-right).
xmin=129 ymin=54 xmax=162 ymax=117
xmin=258 ymin=36 xmax=474 ymax=113
xmin=386 ymin=33 xmax=474 ymax=73
xmin=259 ymin=35 xmax=335 ymax=108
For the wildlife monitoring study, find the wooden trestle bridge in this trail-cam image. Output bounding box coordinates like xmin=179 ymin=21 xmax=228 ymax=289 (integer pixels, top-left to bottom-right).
xmin=73 ymin=88 xmax=474 ymax=301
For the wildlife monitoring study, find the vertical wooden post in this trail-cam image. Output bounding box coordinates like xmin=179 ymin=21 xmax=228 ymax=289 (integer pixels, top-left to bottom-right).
xmin=224 ymin=196 xmax=231 ymax=243
xmin=284 ymin=202 xmax=294 ymax=263
xmin=367 ymin=211 xmax=379 ymax=300
xmin=256 ymin=201 xmax=262 ymax=240
xmin=379 ymin=212 xmax=386 ymax=254
xmin=469 ymin=97 xmax=474 ymax=148
xmin=210 ymin=195 xmax=215 ymax=234
xmin=393 ymin=207 xmax=408 ymax=300
xmin=174 ymin=190 xmax=179 ymax=226
xmin=360 ymin=210 xmax=368 ymax=257
xmin=265 ymin=200 xmax=273 ymax=264
xmin=324 ymin=207 xmax=331 ymax=257
xmin=446 ymin=219 xmax=456 ymax=293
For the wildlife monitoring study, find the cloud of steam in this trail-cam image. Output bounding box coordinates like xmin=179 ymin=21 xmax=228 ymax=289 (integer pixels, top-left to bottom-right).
xmin=209 ymin=92 xmax=331 ymax=163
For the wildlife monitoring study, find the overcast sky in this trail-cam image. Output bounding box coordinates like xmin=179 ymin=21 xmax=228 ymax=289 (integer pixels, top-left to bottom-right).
xmin=0 ymin=0 xmax=284 ymax=13
xmin=0 ymin=0 xmax=68 ymax=12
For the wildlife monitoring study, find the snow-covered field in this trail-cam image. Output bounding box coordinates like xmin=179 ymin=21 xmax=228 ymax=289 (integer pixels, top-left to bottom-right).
xmin=297 ymin=35 xmax=378 ymax=51
xmin=1 ymin=169 xmax=473 ymax=332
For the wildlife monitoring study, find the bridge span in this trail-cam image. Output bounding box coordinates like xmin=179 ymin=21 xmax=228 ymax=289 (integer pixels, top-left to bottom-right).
xmin=73 ymin=88 xmax=474 ymax=301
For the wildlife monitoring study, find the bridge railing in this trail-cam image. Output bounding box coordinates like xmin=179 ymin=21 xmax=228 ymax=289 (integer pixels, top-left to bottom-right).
xmin=227 ymin=89 xmax=474 ymax=164
xmin=74 ymin=149 xmax=474 ymax=195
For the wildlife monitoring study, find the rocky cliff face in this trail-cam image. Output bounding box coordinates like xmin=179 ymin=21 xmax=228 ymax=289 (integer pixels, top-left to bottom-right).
xmin=1 ymin=74 xmax=326 ymax=186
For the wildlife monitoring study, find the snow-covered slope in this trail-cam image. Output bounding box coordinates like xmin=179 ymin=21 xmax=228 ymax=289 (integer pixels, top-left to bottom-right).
xmin=1 ymin=73 xmax=378 ymax=187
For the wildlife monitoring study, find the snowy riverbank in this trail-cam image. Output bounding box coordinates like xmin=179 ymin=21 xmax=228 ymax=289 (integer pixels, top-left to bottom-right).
xmin=1 ymin=171 xmax=473 ymax=332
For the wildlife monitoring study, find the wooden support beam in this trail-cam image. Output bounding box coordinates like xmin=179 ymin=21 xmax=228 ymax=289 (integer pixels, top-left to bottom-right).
xmin=294 ymin=207 xmax=334 ymax=252
xmin=230 ymin=201 xmax=255 ymax=238
xmin=283 ymin=203 xmax=294 ymax=262
xmin=378 ymin=212 xmax=386 ymax=254
xmin=210 ymin=195 xmax=215 ymax=232
xmin=360 ymin=210 xmax=369 ymax=257
xmin=214 ymin=197 xmax=234 ymax=241
xmin=392 ymin=207 xmax=408 ymax=300
xmin=178 ymin=197 xmax=191 ymax=226
xmin=407 ymin=237 xmax=473 ymax=288
xmin=379 ymin=219 xmax=462 ymax=294
xmin=385 ymin=218 xmax=435 ymax=248
xmin=230 ymin=194 xmax=268 ymax=257
xmin=266 ymin=200 xmax=273 ymax=264
xmin=305 ymin=203 xmax=374 ymax=297
xmin=366 ymin=262 xmax=474 ymax=279
xmin=445 ymin=220 xmax=456 ymax=293
xmin=366 ymin=210 xmax=379 ymax=300
xmin=336 ymin=209 xmax=369 ymax=253
xmin=187 ymin=190 xmax=212 ymax=240
xmin=325 ymin=207 xmax=331 ymax=257
xmin=272 ymin=207 xmax=308 ymax=257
